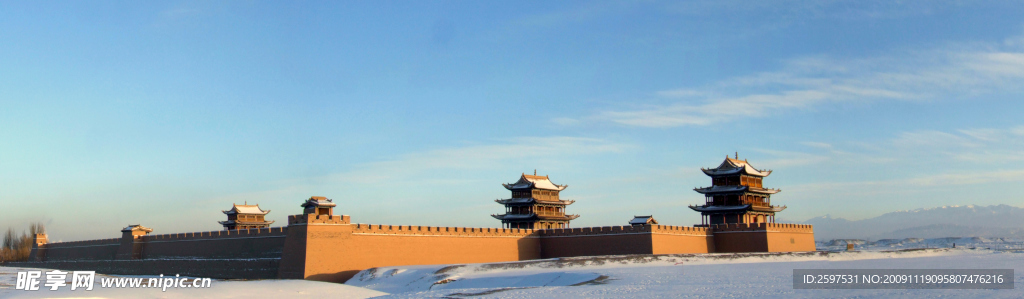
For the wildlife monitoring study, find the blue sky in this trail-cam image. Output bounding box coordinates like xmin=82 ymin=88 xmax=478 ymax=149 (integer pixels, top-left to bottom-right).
xmin=2 ymin=1 xmax=1024 ymax=241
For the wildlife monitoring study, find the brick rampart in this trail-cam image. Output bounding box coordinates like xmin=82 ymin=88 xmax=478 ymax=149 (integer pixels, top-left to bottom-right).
xmin=9 ymin=259 xmax=280 ymax=280
xmin=141 ymin=227 xmax=288 ymax=259
xmin=651 ymin=225 xmax=716 ymax=254
xmin=710 ymin=223 xmax=816 ymax=253
xmin=538 ymin=226 xmax=651 ymax=258
xmin=352 ymin=223 xmax=536 ymax=237
xmin=281 ymin=222 xmax=542 ymax=282
xmin=17 ymin=220 xmax=814 ymax=284
xmin=36 ymin=238 xmax=121 ymax=261
xmin=15 ymin=227 xmax=291 ymax=279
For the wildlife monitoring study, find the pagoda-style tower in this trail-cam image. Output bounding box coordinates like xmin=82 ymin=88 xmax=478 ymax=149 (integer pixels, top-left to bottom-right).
xmin=219 ymin=203 xmax=274 ymax=230
xmin=689 ymin=155 xmax=786 ymax=226
xmin=492 ymin=172 xmax=579 ymax=229
xmin=301 ymin=196 xmax=336 ymax=216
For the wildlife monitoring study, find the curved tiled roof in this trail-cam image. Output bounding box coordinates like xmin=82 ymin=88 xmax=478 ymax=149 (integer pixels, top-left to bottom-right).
xmin=701 ymin=157 xmax=773 ymax=177
xmin=502 ymin=173 xmax=568 ymax=191
xmin=223 ymin=204 xmax=270 ymax=215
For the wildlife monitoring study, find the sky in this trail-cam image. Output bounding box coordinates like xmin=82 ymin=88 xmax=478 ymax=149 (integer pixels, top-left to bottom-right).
xmin=2 ymin=1 xmax=1024 ymax=241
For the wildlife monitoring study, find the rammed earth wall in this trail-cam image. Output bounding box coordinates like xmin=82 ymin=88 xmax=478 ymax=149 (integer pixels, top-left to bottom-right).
xmin=15 ymin=218 xmax=814 ymax=283
xmin=9 ymin=259 xmax=281 ymax=280
xmin=141 ymin=227 xmax=288 ymax=259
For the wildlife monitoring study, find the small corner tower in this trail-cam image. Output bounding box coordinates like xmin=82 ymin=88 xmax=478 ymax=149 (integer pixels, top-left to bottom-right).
xmin=690 ymin=154 xmax=786 ymax=226
xmin=220 ymin=203 xmax=274 ymax=230
xmin=629 ymin=215 xmax=658 ymax=227
xmin=288 ymin=196 xmax=350 ymax=225
xmin=120 ymin=224 xmax=153 ymax=238
xmin=301 ymin=196 xmax=336 ymax=216
xmin=116 ymin=224 xmax=153 ymax=260
xmin=492 ymin=172 xmax=579 ymax=229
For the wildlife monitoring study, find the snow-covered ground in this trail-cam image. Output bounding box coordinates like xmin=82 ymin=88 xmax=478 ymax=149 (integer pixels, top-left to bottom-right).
xmin=349 ymin=249 xmax=1024 ymax=298
xmin=0 ymin=267 xmax=386 ymax=298
xmin=3 ymin=248 xmax=1022 ymax=298
xmin=817 ymin=237 xmax=1024 ymax=251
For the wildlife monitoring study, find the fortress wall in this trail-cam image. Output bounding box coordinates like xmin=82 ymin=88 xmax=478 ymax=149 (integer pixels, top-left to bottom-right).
xmin=710 ymin=223 xmax=815 ymax=253
xmin=711 ymin=229 xmax=768 ymax=252
xmin=650 ymin=225 xmax=715 ymax=254
xmin=19 ymin=221 xmax=814 ymax=283
xmin=9 ymin=259 xmax=280 ymax=280
xmin=140 ymin=227 xmax=288 ymax=259
xmin=762 ymin=223 xmax=816 ymax=252
xmin=537 ymin=226 xmax=654 ymax=258
xmin=293 ymin=224 xmax=730 ymax=282
xmin=40 ymin=238 xmax=121 ymax=261
xmin=15 ymin=229 xmax=287 ymax=279
xmin=295 ymin=223 xmax=542 ymax=283
xmin=290 ymin=214 xmax=350 ymax=225
xmin=351 ymin=223 xmax=535 ymax=237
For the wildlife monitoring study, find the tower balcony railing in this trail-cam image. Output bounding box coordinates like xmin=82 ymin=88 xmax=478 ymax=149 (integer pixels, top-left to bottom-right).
xmin=702 ymin=200 xmax=771 ymax=207
xmin=505 ymin=211 xmax=566 ymax=216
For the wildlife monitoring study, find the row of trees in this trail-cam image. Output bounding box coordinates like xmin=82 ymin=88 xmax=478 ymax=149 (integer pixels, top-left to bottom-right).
xmin=1 ymin=223 xmax=45 ymax=263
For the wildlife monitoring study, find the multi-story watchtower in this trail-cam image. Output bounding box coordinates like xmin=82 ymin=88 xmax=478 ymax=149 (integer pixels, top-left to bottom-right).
xmin=690 ymin=154 xmax=786 ymax=226
xmin=492 ymin=172 xmax=579 ymax=229
xmin=219 ymin=203 xmax=274 ymax=230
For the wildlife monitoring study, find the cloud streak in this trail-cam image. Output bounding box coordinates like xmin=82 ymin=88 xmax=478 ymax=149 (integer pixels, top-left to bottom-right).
xmin=317 ymin=136 xmax=631 ymax=185
xmin=754 ymin=125 xmax=1024 ymax=201
xmin=791 ymin=169 xmax=1024 ymax=196
xmin=583 ymin=39 xmax=1024 ymax=128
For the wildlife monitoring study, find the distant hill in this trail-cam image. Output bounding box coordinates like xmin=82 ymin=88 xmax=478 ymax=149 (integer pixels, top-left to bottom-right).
xmin=794 ymin=204 xmax=1024 ymax=241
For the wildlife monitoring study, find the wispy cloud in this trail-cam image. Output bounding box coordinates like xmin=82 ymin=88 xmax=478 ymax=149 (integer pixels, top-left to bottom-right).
xmin=766 ymin=125 xmax=1024 ymax=168
xmin=579 ymin=38 xmax=1024 ymax=128
xmin=668 ymin=1 xmax=982 ymax=21
xmin=792 ymin=169 xmax=1024 ymax=195
xmin=199 ymin=136 xmax=634 ymax=223
xmin=753 ymin=125 xmax=1024 ymax=199
xmin=771 ymin=125 xmax=1024 ymax=219
xmin=888 ymin=127 xmax=1024 ymax=163
xmin=314 ymin=136 xmax=631 ymax=185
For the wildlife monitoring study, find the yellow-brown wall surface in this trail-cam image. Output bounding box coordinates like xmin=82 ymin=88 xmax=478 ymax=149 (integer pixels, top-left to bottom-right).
xmin=650 ymin=226 xmax=714 ymax=254
xmin=298 ymin=224 xmax=541 ymax=283
xmin=22 ymin=221 xmax=813 ymax=284
xmin=710 ymin=223 xmax=815 ymax=253
xmin=766 ymin=231 xmax=816 ymax=252
xmin=540 ymin=233 xmax=652 ymax=258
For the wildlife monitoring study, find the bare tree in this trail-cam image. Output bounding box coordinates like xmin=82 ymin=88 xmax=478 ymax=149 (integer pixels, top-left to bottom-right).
xmin=1 ymin=222 xmax=47 ymax=263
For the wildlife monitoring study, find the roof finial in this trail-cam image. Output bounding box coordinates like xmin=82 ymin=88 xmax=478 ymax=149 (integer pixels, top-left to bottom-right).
xmin=735 ymin=152 xmax=738 ymax=159
xmin=534 ymin=169 xmax=537 ymax=175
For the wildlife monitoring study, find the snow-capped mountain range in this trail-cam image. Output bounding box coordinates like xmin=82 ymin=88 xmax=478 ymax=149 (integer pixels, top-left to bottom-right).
xmin=792 ymin=204 xmax=1024 ymax=241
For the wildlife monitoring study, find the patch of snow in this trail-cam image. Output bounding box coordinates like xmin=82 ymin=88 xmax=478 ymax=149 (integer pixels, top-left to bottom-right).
xmin=347 ymin=249 xmax=1024 ymax=298
xmin=0 ymin=266 xmax=385 ymax=299
xmin=5 ymin=249 xmax=1023 ymax=298
xmin=350 ymin=249 xmax=1024 ymax=298
xmin=818 ymin=237 xmax=1024 ymax=251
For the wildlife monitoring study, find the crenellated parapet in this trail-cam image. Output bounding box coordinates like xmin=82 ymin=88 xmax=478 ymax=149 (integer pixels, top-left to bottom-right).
xmin=537 ymin=225 xmax=651 ymax=237
xmin=710 ymin=223 xmax=814 ymax=233
xmin=351 ymin=224 xmax=535 ymax=237
xmin=650 ymin=225 xmax=714 ymax=236
xmin=287 ymin=214 xmax=351 ymax=225
xmin=42 ymin=238 xmax=121 ymax=248
xmin=143 ymin=226 xmax=288 ymax=242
